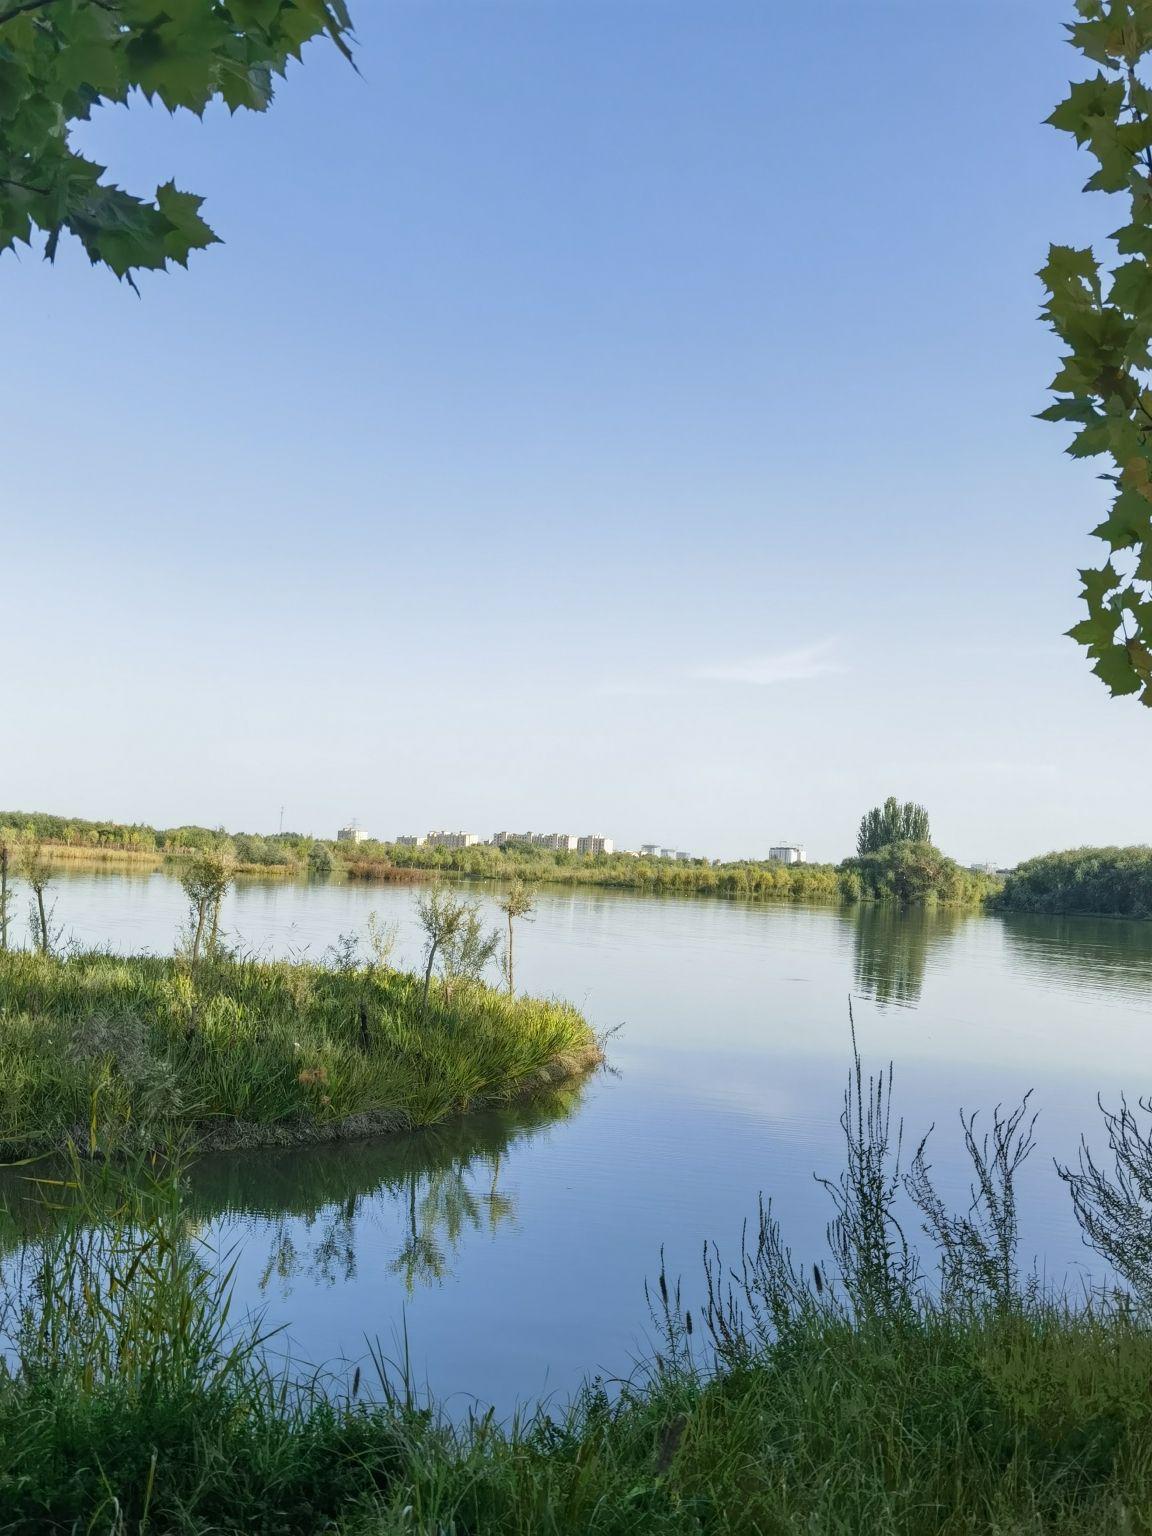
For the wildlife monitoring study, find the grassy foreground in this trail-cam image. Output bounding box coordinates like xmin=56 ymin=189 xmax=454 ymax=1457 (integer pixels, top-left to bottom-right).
xmin=3 ymin=1044 xmax=1152 ymax=1531
xmin=0 ymin=951 xmax=599 ymax=1158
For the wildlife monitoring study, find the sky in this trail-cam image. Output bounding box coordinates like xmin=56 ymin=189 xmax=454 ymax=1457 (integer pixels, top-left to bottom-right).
xmin=2 ymin=0 xmax=1149 ymax=865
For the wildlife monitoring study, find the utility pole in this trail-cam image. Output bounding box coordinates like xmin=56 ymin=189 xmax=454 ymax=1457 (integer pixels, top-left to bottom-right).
xmin=278 ymin=805 xmax=284 ymax=835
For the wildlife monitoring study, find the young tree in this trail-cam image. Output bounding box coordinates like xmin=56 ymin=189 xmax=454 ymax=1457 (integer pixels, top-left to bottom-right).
xmin=1042 ymin=3 xmax=1152 ymax=705
xmin=0 ymin=843 xmax=11 ymax=952
xmin=497 ymin=880 xmax=536 ymax=994
xmin=856 ymin=797 xmax=931 ymax=856
xmin=416 ymin=889 xmax=468 ymax=1011
xmin=19 ymin=836 xmax=57 ymax=955
xmin=439 ymin=904 xmax=500 ymax=1002
xmin=179 ymin=849 xmax=234 ymax=969
xmin=0 ymin=0 xmax=354 ymax=285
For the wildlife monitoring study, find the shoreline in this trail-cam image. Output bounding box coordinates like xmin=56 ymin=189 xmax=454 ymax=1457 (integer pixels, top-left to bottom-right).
xmin=186 ymin=1041 xmax=604 ymax=1155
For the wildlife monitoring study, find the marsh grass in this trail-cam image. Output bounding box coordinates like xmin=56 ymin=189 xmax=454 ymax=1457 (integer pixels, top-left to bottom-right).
xmin=0 ymin=950 xmax=598 ymax=1158
xmin=5 ymin=1032 xmax=1152 ymax=1531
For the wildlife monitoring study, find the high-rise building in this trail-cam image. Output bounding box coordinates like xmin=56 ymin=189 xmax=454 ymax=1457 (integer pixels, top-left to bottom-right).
xmin=426 ymin=831 xmax=480 ymax=850
xmin=336 ymin=825 xmax=363 ymax=844
xmin=395 ymin=835 xmax=427 ymax=848
xmin=577 ymin=834 xmax=614 ymax=856
xmin=769 ymin=844 xmax=807 ymax=864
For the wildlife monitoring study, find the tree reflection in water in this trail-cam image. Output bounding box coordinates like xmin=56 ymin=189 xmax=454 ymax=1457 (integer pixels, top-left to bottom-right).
xmin=185 ymin=1081 xmax=588 ymax=1294
xmin=849 ymin=905 xmax=967 ymax=1009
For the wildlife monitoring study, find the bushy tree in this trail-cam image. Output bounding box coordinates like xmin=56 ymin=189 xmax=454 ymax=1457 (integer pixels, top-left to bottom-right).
xmin=856 ymin=797 xmax=931 ymax=856
xmin=0 ymin=0 xmax=354 ymax=284
xmin=179 ymin=848 xmax=234 ymax=968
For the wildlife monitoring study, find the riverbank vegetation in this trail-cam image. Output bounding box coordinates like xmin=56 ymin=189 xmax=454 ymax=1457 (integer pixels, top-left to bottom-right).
xmin=3 ymin=1041 xmax=1152 ymax=1532
xmin=995 ymin=846 xmax=1152 ymax=919
xmin=0 ymin=949 xmax=598 ymax=1160
xmin=0 ymin=807 xmax=997 ymax=910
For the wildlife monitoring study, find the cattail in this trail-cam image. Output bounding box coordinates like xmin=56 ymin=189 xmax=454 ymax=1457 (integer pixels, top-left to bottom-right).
xmin=813 ymin=1263 xmax=824 ymax=1295
xmin=659 ymin=1271 xmax=668 ymax=1305
xmin=685 ymin=1309 xmax=693 ymax=1336
xmin=351 ymin=1365 xmax=361 ymax=1399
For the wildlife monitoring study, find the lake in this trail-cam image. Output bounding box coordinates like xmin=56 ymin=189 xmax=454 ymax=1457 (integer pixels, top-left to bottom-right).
xmin=5 ymin=868 xmax=1152 ymax=1414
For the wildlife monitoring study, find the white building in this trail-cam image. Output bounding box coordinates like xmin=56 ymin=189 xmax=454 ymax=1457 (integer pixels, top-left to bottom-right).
xmin=536 ymin=833 xmax=578 ymax=852
xmin=427 ymin=831 xmax=480 ymax=850
xmin=659 ymin=847 xmax=677 ymax=859
xmin=395 ymin=835 xmax=427 ymax=848
xmin=336 ymin=825 xmax=363 ymax=844
xmin=675 ymin=851 xmax=691 ymax=861
xmin=639 ymin=843 xmax=661 ymax=857
xmin=769 ymin=844 xmax=807 ymax=864
xmin=577 ymin=834 xmax=614 ymax=856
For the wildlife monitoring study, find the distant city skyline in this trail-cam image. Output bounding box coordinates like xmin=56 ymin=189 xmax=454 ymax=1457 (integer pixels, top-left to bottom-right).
xmin=2 ymin=1 xmax=1149 ymax=866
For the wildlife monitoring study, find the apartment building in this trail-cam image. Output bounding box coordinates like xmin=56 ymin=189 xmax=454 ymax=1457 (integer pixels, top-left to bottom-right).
xmin=576 ymin=834 xmax=615 ymax=855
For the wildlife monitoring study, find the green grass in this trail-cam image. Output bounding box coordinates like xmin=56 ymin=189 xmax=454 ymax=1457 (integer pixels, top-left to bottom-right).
xmin=4 ymin=1034 xmax=1152 ymax=1532
xmin=4 ymin=1154 xmax=1152 ymax=1533
xmin=0 ymin=950 xmax=599 ymax=1158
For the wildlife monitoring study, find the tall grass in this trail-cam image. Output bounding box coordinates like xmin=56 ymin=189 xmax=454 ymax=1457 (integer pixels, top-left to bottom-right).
xmin=4 ymin=1033 xmax=1152 ymax=1530
xmin=0 ymin=950 xmax=599 ymax=1158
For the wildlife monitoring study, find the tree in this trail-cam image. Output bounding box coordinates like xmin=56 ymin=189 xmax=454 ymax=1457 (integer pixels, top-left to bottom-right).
xmin=438 ymin=903 xmax=500 ymax=1002
xmin=19 ymin=834 xmax=58 ymax=954
xmin=415 ymin=888 xmax=468 ymax=1012
xmin=497 ymin=879 xmax=535 ymax=994
xmin=1042 ymin=1 xmax=1152 ymax=705
xmin=0 ymin=842 xmax=11 ymax=951
xmin=0 ymin=0 xmax=354 ymax=285
xmin=179 ymin=847 xmax=233 ymax=968
xmin=856 ymin=797 xmax=931 ymax=856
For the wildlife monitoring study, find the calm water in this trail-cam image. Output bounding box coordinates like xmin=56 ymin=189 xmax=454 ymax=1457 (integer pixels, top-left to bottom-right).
xmin=7 ymin=869 xmax=1152 ymax=1412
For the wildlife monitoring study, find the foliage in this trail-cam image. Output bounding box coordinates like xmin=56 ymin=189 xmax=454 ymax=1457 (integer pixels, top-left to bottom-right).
xmin=0 ymin=0 xmax=354 ymax=284
xmin=996 ymin=844 xmax=1152 ymax=916
xmin=843 ymin=840 xmax=999 ymax=906
xmin=7 ymin=1051 xmax=1152 ymax=1530
xmin=0 ymin=808 xmax=1001 ymax=908
xmin=856 ymin=796 xmax=931 ymax=855
xmin=178 ymin=846 xmax=234 ymax=968
xmin=0 ymin=946 xmax=598 ymax=1157
xmin=497 ymin=878 xmax=535 ymax=993
xmin=1041 ymin=1 xmax=1152 ymax=703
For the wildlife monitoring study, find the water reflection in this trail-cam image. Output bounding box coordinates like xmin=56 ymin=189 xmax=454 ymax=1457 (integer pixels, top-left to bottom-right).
xmin=998 ymin=913 xmax=1152 ymax=1001
xmin=189 ymin=1082 xmax=588 ymax=1294
xmin=850 ymin=905 xmax=967 ymax=1008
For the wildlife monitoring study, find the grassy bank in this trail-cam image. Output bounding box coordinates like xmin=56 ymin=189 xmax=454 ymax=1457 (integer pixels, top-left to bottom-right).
xmin=2 ymin=1044 xmax=1152 ymax=1532
xmin=0 ymin=951 xmax=599 ymax=1159
xmin=995 ymin=846 xmax=1152 ymax=919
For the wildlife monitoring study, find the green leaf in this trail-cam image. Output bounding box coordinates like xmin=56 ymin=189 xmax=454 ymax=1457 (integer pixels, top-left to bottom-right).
xmin=1092 ymin=643 xmax=1144 ymax=695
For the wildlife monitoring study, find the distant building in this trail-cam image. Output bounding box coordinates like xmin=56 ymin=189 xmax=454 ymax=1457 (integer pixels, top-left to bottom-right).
xmin=577 ymin=834 xmax=614 ymax=856
xmin=769 ymin=844 xmax=807 ymax=865
xmin=639 ymin=844 xmax=661 ymax=857
xmin=675 ymin=851 xmax=691 ymax=861
xmin=659 ymin=847 xmax=677 ymax=859
xmin=535 ymin=833 xmax=578 ymax=852
xmin=395 ymin=835 xmax=427 ymax=848
xmin=492 ymin=831 xmax=578 ymax=851
xmin=336 ymin=825 xmax=363 ymax=844
xmin=426 ymin=831 xmax=480 ymax=850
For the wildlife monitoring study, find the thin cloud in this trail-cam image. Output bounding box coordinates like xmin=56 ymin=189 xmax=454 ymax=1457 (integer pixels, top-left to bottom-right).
xmin=690 ymin=640 xmax=845 ymax=687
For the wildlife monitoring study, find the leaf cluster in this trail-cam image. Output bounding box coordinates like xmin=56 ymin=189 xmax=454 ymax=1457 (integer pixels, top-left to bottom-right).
xmin=0 ymin=0 xmax=353 ymax=282
xmin=1043 ymin=0 xmax=1152 ymax=702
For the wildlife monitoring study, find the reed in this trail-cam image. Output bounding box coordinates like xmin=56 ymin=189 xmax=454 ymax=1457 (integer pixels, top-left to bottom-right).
xmin=3 ymin=1037 xmax=1152 ymax=1531
xmin=0 ymin=950 xmax=599 ymax=1159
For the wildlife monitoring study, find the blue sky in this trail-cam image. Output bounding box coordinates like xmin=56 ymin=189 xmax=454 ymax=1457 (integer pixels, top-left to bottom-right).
xmin=2 ymin=0 xmax=1147 ymax=863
